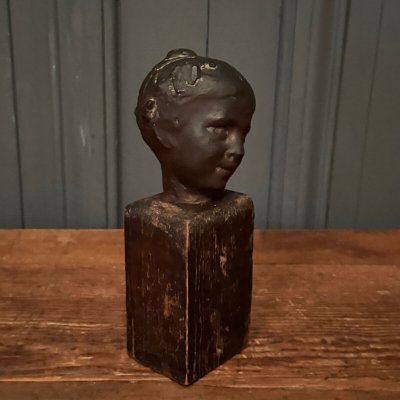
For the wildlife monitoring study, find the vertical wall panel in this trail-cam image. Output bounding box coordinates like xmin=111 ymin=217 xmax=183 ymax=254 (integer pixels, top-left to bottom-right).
xmin=266 ymin=0 xmax=297 ymax=229
xmin=328 ymin=0 xmax=384 ymax=228
xmin=278 ymin=0 xmax=314 ymax=227
xmin=267 ymin=0 xmax=348 ymax=228
xmin=57 ymin=0 xmax=108 ymax=227
xmin=354 ymin=0 xmax=400 ymax=228
xmin=208 ymin=0 xmax=281 ymax=228
xmin=119 ymin=0 xmax=208 ymax=219
xmin=102 ymin=0 xmax=118 ymax=228
xmin=0 ymin=0 xmax=22 ymax=227
xmin=9 ymin=0 xmax=65 ymax=227
xmin=295 ymin=0 xmax=349 ymax=228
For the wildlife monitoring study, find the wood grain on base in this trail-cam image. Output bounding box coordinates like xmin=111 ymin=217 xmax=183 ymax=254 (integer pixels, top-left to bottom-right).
xmin=0 ymin=229 xmax=400 ymax=398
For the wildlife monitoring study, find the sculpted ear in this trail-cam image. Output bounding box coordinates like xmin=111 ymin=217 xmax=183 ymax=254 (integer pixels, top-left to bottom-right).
xmin=141 ymin=98 xmax=178 ymax=149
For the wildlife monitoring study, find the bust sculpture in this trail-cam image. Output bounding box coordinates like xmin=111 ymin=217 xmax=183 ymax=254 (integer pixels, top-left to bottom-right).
xmin=135 ymin=48 xmax=255 ymax=203
xmin=125 ymin=49 xmax=256 ymax=385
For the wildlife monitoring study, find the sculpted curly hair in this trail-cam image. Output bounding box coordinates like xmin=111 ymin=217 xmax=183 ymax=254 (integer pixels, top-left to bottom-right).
xmin=135 ymin=49 xmax=255 ymax=158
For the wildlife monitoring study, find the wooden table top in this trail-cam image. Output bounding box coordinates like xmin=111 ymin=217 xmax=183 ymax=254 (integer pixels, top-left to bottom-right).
xmin=0 ymin=229 xmax=400 ymax=399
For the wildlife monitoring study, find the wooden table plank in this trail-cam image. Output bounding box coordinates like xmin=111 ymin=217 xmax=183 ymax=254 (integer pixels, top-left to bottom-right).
xmin=254 ymin=229 xmax=400 ymax=265
xmin=0 ymin=229 xmax=400 ymax=399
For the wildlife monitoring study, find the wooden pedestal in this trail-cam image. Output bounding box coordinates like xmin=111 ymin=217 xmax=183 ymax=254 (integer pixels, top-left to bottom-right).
xmin=124 ymin=190 xmax=254 ymax=385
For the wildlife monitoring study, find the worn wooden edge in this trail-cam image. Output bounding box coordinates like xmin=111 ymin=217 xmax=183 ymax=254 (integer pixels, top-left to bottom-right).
xmin=1 ymin=381 xmax=399 ymax=400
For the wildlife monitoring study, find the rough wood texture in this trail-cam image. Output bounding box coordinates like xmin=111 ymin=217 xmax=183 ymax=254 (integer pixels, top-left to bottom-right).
xmin=1 ymin=229 xmax=400 ymax=399
xmin=125 ymin=191 xmax=253 ymax=384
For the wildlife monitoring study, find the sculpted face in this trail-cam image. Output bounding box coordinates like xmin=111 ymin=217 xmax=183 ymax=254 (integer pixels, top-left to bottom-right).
xmin=136 ymin=49 xmax=255 ymax=203
xmin=162 ymin=95 xmax=254 ymax=192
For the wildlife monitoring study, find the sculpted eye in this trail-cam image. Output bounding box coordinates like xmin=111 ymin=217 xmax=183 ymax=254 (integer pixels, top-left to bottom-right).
xmin=213 ymin=126 xmax=227 ymax=134
xmin=207 ymin=125 xmax=229 ymax=139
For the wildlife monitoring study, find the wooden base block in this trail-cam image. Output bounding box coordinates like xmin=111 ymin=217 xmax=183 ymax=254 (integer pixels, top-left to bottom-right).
xmin=124 ymin=190 xmax=254 ymax=385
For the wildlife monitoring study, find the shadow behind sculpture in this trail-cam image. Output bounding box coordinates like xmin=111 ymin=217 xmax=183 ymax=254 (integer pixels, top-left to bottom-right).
xmin=125 ymin=49 xmax=256 ymax=385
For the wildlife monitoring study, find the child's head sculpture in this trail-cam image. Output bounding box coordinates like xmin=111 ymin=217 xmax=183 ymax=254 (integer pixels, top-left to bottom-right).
xmin=135 ymin=49 xmax=256 ymax=204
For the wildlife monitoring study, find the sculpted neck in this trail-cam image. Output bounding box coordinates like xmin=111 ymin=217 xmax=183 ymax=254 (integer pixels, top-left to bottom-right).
xmin=161 ymin=172 xmax=219 ymax=204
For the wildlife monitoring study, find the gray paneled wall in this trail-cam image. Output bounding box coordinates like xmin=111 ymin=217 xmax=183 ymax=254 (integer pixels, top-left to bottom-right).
xmin=329 ymin=0 xmax=400 ymax=228
xmin=267 ymin=0 xmax=349 ymax=228
xmin=1 ymin=0 xmax=117 ymax=228
xmin=1 ymin=0 xmax=399 ymax=228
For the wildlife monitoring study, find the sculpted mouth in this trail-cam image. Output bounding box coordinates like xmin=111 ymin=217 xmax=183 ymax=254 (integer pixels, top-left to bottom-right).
xmin=216 ymin=165 xmax=238 ymax=175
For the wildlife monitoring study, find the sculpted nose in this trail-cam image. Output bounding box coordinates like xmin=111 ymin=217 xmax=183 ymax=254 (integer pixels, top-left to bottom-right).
xmin=226 ymin=131 xmax=244 ymax=162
